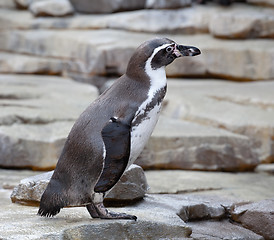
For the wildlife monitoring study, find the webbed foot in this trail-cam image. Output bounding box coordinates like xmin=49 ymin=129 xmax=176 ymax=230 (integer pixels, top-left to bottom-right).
xmin=86 ymin=202 xmax=137 ymax=221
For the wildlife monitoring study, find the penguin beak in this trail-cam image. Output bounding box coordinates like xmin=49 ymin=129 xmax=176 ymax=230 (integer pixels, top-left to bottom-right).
xmin=174 ymin=44 xmax=201 ymax=57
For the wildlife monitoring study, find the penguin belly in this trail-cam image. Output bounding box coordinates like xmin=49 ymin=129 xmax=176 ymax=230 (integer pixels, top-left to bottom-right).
xmin=128 ymin=103 xmax=162 ymax=168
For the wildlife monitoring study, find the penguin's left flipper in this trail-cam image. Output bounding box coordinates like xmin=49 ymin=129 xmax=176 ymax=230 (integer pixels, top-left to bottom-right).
xmin=94 ymin=117 xmax=131 ymax=193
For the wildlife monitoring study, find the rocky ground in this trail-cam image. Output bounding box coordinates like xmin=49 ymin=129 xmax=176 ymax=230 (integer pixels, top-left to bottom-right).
xmin=0 ymin=0 xmax=274 ymax=239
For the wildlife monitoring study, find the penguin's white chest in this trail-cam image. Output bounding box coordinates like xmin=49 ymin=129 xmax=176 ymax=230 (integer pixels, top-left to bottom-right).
xmin=128 ymin=65 xmax=167 ymax=167
xmin=129 ymin=103 xmax=162 ymax=167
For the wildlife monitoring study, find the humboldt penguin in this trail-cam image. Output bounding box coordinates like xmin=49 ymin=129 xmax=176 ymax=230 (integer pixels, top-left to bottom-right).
xmin=38 ymin=38 xmax=201 ymax=220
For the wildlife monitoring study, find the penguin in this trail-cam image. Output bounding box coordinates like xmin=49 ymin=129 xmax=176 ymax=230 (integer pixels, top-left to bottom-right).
xmin=38 ymin=38 xmax=201 ymax=220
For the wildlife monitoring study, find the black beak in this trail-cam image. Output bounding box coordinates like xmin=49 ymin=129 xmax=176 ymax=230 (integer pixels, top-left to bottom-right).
xmin=176 ymin=45 xmax=201 ymax=57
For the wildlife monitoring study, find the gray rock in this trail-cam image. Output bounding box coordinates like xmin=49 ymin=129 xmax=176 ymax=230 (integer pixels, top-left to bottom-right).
xmin=176 ymin=195 xmax=236 ymax=222
xmin=188 ymin=220 xmax=264 ymax=240
xmin=106 ymin=165 xmax=149 ymax=202
xmin=1 ymin=29 xmax=274 ymax=81
xmin=29 ymin=0 xmax=74 ymax=17
xmin=69 ymin=0 xmax=146 ymax=13
xmin=0 ymin=74 xmax=98 ymax=169
xmin=14 ymin=0 xmax=44 ymax=9
xmin=10 ymin=164 xmax=149 ymax=204
xmin=136 ymin=116 xmax=258 ymax=171
xmin=209 ymin=5 xmax=274 ymax=38
xmin=1 ymin=191 xmax=192 ymax=239
xmin=0 ymin=0 xmax=16 ymax=8
xmin=145 ymin=170 xmax=274 ymax=202
xmin=146 ymin=0 xmax=192 ymax=9
xmin=255 ymin=164 xmax=274 ymax=174
xmin=163 ymin=79 xmax=274 ymax=163
xmin=231 ymin=199 xmax=274 ymax=240
xmin=0 ymin=52 xmax=64 ymax=74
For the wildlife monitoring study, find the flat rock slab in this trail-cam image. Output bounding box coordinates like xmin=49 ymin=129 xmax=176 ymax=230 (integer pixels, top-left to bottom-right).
xmin=0 ymin=74 xmax=98 ymax=169
xmin=136 ymin=116 xmax=258 ymax=171
xmin=188 ymin=219 xmax=264 ymax=240
xmin=10 ymin=164 xmax=149 ymax=204
xmin=0 ymin=52 xmax=64 ymax=74
xmin=163 ymin=79 xmax=274 ymax=163
xmin=1 ymin=29 xmax=274 ymax=81
xmin=255 ymin=163 xmax=274 ymax=174
xmin=2 ymin=4 xmax=274 ymax=39
xmin=0 ymin=191 xmax=191 ymax=240
xmin=145 ymin=170 xmax=274 ymax=202
xmin=231 ymin=199 xmax=274 ymax=240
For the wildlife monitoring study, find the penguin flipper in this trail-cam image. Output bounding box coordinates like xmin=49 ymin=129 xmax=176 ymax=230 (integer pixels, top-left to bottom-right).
xmin=94 ymin=117 xmax=131 ymax=193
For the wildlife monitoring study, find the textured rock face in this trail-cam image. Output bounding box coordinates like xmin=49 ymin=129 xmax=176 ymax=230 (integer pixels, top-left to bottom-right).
xmin=1 ymin=29 xmax=274 ymax=81
xmin=10 ymin=164 xmax=149 ymax=204
xmin=0 ymin=74 xmax=98 ymax=169
xmin=162 ymin=80 xmax=274 ymax=163
xmin=146 ymin=0 xmax=192 ymax=9
xmin=69 ymin=0 xmax=146 ymax=13
xmin=231 ymin=199 xmax=274 ymax=240
xmin=29 ymin=0 xmax=74 ymax=17
xmin=209 ymin=6 xmax=274 ymax=38
xmin=136 ymin=116 xmax=258 ymax=171
xmin=146 ymin=170 xmax=274 ymax=202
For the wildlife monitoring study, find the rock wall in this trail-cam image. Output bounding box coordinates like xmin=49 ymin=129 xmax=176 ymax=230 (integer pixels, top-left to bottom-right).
xmin=0 ymin=0 xmax=274 ymax=171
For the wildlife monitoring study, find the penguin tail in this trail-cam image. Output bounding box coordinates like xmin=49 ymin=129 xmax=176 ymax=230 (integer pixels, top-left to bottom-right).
xmin=38 ymin=181 xmax=67 ymax=217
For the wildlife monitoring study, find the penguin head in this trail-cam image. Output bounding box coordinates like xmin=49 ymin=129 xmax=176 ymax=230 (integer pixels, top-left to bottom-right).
xmin=126 ymin=38 xmax=201 ymax=77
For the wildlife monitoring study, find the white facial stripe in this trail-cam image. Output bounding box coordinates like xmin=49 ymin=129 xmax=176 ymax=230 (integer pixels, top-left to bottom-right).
xmin=146 ymin=43 xmax=172 ymax=69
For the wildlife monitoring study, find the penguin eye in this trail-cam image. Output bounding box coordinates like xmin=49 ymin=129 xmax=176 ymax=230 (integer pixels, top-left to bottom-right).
xmin=166 ymin=46 xmax=173 ymax=52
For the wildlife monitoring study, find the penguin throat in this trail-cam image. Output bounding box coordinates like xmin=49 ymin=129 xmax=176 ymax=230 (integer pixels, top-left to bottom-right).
xmin=145 ymin=44 xmax=169 ymax=98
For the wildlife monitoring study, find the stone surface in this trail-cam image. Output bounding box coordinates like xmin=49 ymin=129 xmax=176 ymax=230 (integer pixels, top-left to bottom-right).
xmin=1 ymin=191 xmax=192 ymax=240
xmin=136 ymin=116 xmax=258 ymax=171
xmin=209 ymin=5 xmax=274 ymax=38
xmin=1 ymin=29 xmax=274 ymax=81
xmin=146 ymin=0 xmax=192 ymax=9
xmin=145 ymin=170 xmax=274 ymax=202
xmin=1 ymin=169 xmax=273 ymax=239
xmin=255 ymin=163 xmax=274 ymax=174
xmin=188 ymin=220 xmax=264 ymax=240
xmin=10 ymin=164 xmax=148 ymax=204
xmin=0 ymin=52 xmax=64 ymax=74
xmin=29 ymin=0 xmax=74 ymax=17
xmin=247 ymin=0 xmax=274 ymax=7
xmin=0 ymin=74 xmax=98 ymax=169
xmin=162 ymin=79 xmax=274 ymax=163
xmin=69 ymin=0 xmax=146 ymax=13
xmin=231 ymin=199 xmax=274 ymax=240
xmin=0 ymin=0 xmax=15 ymax=8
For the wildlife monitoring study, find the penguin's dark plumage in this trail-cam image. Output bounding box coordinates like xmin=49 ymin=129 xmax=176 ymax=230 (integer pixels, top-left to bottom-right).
xmin=38 ymin=38 xmax=201 ymax=220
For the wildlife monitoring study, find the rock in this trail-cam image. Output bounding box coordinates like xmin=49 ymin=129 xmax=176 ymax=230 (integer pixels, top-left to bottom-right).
xmin=1 ymin=29 xmax=274 ymax=81
xmin=255 ymin=164 xmax=274 ymax=174
xmin=1 ymin=190 xmax=192 ymax=239
xmin=136 ymin=116 xmax=258 ymax=171
xmin=0 ymin=121 xmax=73 ymax=169
xmin=247 ymin=0 xmax=274 ymax=7
xmin=209 ymin=5 xmax=274 ymax=38
xmin=162 ymin=79 xmax=274 ymax=163
xmin=0 ymin=52 xmax=64 ymax=74
xmin=188 ymin=220 xmax=264 ymax=240
xmin=146 ymin=0 xmax=192 ymax=9
xmin=106 ymin=165 xmax=149 ymax=202
xmin=10 ymin=164 xmax=149 ymax=204
xmin=29 ymin=0 xmax=74 ymax=17
xmin=231 ymin=199 xmax=274 ymax=240
xmin=176 ymin=195 xmax=236 ymax=222
xmin=0 ymin=0 xmax=16 ymax=8
xmin=69 ymin=0 xmax=146 ymax=13
xmin=0 ymin=74 xmax=98 ymax=169
xmin=145 ymin=170 xmax=274 ymax=201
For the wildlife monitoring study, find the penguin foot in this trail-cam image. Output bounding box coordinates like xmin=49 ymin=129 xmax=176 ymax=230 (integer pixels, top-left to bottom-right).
xmin=88 ymin=202 xmax=137 ymax=221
